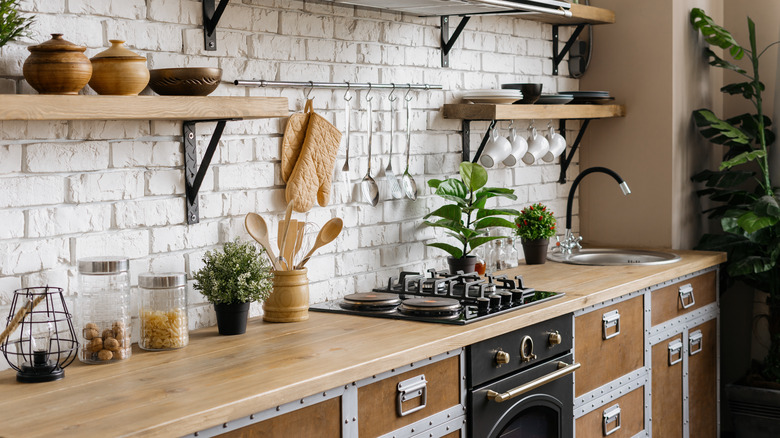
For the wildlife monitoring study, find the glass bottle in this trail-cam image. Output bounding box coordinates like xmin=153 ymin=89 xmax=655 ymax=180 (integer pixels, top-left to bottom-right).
xmin=77 ymin=257 xmax=131 ymax=364
xmin=507 ymin=238 xmax=519 ymax=268
xmin=474 ymin=246 xmax=487 ymax=276
xmin=138 ymin=273 xmax=188 ymax=351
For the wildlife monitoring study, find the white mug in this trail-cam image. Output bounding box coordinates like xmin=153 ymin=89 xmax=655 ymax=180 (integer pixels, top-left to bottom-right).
xmin=522 ymin=126 xmax=549 ymax=165
xmin=502 ymin=127 xmax=528 ymax=167
xmin=542 ymin=125 xmax=567 ymax=162
xmin=479 ymin=127 xmax=512 ymax=168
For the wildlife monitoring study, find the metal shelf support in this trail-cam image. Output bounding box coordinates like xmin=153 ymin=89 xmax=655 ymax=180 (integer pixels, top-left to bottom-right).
xmin=441 ymin=16 xmax=472 ymax=68
xmin=552 ymin=24 xmax=586 ymax=75
xmin=203 ymin=0 xmax=230 ymax=51
xmin=184 ymin=119 xmax=235 ymax=224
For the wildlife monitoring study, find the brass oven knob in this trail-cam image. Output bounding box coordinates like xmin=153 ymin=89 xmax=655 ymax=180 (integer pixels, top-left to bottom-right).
xmin=549 ymin=331 xmax=562 ymax=346
xmin=495 ymin=350 xmax=511 ymax=365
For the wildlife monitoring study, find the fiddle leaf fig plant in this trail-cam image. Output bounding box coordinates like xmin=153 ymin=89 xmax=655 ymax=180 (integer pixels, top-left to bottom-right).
xmin=690 ymin=8 xmax=780 ymax=383
xmin=424 ymin=162 xmax=517 ymax=259
xmin=0 ymin=0 xmax=34 ymax=49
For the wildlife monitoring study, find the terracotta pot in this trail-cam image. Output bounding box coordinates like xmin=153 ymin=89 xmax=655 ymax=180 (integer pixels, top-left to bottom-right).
xmin=521 ymin=238 xmax=550 ymax=265
xmin=263 ymin=268 xmax=309 ymax=323
xmin=213 ymin=302 xmax=250 ymax=336
xmin=89 ymin=40 xmax=149 ymax=95
xmin=447 ymin=255 xmax=478 ymax=275
xmin=23 ymin=34 xmax=92 ymax=95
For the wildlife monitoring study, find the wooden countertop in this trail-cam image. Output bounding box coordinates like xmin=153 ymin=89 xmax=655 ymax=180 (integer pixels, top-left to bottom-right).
xmin=0 ymin=250 xmax=724 ymax=437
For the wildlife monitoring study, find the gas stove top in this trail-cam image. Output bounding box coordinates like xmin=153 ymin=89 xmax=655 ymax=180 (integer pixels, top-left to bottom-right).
xmin=309 ymin=269 xmax=563 ymax=325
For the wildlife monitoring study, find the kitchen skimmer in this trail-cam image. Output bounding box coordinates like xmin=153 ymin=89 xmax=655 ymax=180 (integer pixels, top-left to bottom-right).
xmin=385 ymin=87 xmax=403 ymax=199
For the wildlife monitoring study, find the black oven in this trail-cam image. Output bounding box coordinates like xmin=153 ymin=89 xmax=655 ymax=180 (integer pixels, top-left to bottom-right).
xmin=467 ymin=313 xmax=577 ymax=437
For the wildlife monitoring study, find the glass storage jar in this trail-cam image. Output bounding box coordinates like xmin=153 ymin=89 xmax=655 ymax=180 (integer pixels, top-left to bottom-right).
xmin=138 ymin=273 xmax=188 ymax=351
xmin=77 ymin=257 xmax=131 ymax=364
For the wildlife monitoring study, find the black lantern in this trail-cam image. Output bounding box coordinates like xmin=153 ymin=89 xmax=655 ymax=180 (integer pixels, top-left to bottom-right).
xmin=0 ymin=287 xmax=78 ymax=383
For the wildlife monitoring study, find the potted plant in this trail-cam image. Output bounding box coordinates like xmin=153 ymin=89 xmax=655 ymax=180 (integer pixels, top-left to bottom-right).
xmin=0 ymin=0 xmax=34 ymax=49
xmin=515 ymin=203 xmax=557 ymax=265
xmin=193 ymin=239 xmax=273 ymax=335
xmin=424 ymin=162 xmax=517 ymax=274
xmin=690 ymin=8 xmax=780 ymax=436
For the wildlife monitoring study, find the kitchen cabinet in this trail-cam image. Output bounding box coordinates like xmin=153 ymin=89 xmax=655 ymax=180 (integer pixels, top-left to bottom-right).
xmin=218 ymin=396 xmax=342 ymax=438
xmin=576 ymin=385 xmax=645 ymax=438
xmin=651 ymin=333 xmax=684 ymax=438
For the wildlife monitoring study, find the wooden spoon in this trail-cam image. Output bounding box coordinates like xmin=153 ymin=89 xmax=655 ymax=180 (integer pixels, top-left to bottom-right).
xmin=295 ymin=218 xmax=343 ymax=269
xmin=244 ymin=213 xmax=281 ymax=270
xmin=278 ymin=203 xmax=294 ymax=270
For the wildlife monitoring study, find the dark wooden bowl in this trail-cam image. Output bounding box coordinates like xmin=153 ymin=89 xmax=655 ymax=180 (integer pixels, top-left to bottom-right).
xmin=148 ymin=67 xmax=222 ymax=96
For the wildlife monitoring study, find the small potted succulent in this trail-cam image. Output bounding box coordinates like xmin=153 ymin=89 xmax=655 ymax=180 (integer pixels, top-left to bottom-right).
xmin=424 ymin=162 xmax=517 ymax=274
xmin=193 ymin=239 xmax=273 ymax=335
xmin=515 ymin=203 xmax=557 ymax=265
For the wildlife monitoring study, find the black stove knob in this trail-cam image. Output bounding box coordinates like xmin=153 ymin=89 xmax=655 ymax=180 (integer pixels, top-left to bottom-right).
xmin=476 ymin=297 xmax=490 ymax=314
xmin=488 ymin=294 xmax=501 ymax=311
xmin=511 ymin=289 xmax=525 ymax=305
xmin=497 ymin=291 xmax=512 ymax=308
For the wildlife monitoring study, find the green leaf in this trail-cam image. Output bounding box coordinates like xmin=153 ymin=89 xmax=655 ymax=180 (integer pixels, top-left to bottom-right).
xmin=436 ymin=178 xmax=468 ymax=200
xmin=444 ymin=231 xmax=467 ymax=244
xmin=427 ymin=179 xmax=444 ymax=189
xmin=0 ymin=0 xmax=35 ymax=48
xmin=721 ymin=210 xmax=747 ymax=234
xmin=459 ymin=162 xmax=488 ymax=192
xmin=426 ymin=242 xmax=462 ymax=259
xmin=423 ymin=219 xmax=467 ymax=234
xmin=423 ymin=205 xmax=462 ymax=221
xmin=719 ymin=149 xmax=766 ymax=170
xmin=705 ymin=48 xmax=747 ymax=74
xmin=691 ymin=168 xmax=754 ymax=188
xmin=693 ymin=109 xmax=751 ymax=145
xmin=465 ymin=236 xmax=506 ymax=254
xmin=737 ymin=211 xmax=779 ymax=233
xmin=729 ymin=256 xmax=774 ymax=276
xmin=474 ymin=217 xmax=517 ymax=229
xmin=691 ymin=9 xmax=745 ymax=59
xmin=476 ymin=208 xmax=520 ymax=219
xmin=755 ymin=195 xmax=780 ymax=218
xmin=721 ymin=82 xmax=758 ymax=99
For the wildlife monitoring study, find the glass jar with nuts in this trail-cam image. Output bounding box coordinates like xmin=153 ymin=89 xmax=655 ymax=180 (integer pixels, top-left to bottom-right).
xmin=77 ymin=257 xmax=131 ymax=364
xmin=138 ymin=273 xmax=188 ymax=351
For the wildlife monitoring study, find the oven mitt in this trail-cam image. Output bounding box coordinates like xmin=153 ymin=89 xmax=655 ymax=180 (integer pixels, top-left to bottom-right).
xmin=281 ymin=99 xmax=313 ymax=183
xmin=285 ymin=108 xmax=342 ymax=212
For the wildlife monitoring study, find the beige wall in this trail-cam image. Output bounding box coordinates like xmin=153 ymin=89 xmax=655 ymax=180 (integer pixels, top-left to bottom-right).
xmin=577 ymin=0 xmax=723 ymax=249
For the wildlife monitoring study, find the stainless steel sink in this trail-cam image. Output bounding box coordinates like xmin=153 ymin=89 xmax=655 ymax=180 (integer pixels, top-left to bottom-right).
xmin=547 ymin=248 xmax=681 ymax=266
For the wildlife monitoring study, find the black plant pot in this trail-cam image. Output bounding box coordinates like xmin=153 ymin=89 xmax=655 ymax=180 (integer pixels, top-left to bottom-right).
xmin=727 ymin=383 xmax=780 ymax=437
xmin=447 ymin=255 xmax=478 ymax=275
xmin=214 ymin=302 xmax=250 ymax=335
xmin=521 ymin=238 xmax=549 ymax=265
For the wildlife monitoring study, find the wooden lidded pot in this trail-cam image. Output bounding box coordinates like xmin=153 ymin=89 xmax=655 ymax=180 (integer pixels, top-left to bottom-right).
xmin=23 ymin=33 xmax=92 ymax=95
xmin=89 ymin=40 xmax=150 ymax=96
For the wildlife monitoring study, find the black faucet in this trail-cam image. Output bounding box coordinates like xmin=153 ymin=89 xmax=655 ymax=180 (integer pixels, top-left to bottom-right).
xmin=558 ymin=167 xmax=631 ymax=254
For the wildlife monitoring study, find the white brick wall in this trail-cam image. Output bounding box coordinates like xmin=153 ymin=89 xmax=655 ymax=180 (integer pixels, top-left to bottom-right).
xmin=0 ymin=0 xmax=582 ymax=372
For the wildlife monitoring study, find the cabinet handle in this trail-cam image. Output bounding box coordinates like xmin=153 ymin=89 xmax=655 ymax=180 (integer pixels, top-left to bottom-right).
xmin=668 ymin=339 xmax=683 ymax=366
xmin=602 ymin=403 xmax=622 ymax=436
xmin=678 ymin=284 xmax=696 ymax=309
xmin=396 ymin=374 xmax=427 ymax=417
xmin=602 ymin=310 xmax=621 ymax=340
xmin=689 ymin=330 xmax=703 ymax=356
xmin=486 ymin=361 xmax=581 ymax=403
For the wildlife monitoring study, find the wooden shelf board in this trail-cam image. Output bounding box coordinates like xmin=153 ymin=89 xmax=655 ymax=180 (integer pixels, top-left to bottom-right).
xmin=527 ymin=3 xmax=615 ymax=25
xmin=0 ymin=95 xmax=289 ymax=121
xmin=443 ymin=103 xmax=626 ymax=121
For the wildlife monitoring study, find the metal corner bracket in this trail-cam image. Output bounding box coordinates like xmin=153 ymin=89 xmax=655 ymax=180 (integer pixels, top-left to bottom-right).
xmin=183 ymin=119 xmax=236 ymax=224
xmin=552 ymin=24 xmax=586 ymax=75
xmin=203 ymin=0 xmax=230 ymax=51
xmin=441 ymin=15 xmax=472 ymax=68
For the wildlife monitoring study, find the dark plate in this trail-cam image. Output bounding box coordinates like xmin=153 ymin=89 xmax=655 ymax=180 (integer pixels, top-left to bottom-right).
xmin=534 ymin=94 xmax=574 ymax=105
xmin=570 ymin=96 xmax=615 ymax=104
xmin=562 ymin=90 xmax=610 ymax=97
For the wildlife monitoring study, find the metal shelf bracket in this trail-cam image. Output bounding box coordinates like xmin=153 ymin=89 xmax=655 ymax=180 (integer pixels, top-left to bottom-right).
xmin=558 ymin=118 xmax=590 ymax=183
xmin=552 ymin=24 xmax=586 ymax=75
xmin=441 ymin=16 xmax=472 ymax=68
xmin=184 ymin=119 xmax=234 ymax=224
xmin=203 ymin=0 xmax=230 ymax=51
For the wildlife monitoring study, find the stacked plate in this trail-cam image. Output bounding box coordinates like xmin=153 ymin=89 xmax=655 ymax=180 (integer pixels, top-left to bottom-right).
xmin=535 ymin=94 xmax=574 ymax=105
xmin=462 ymin=89 xmax=522 ymax=104
xmin=562 ymin=91 xmax=615 ymax=104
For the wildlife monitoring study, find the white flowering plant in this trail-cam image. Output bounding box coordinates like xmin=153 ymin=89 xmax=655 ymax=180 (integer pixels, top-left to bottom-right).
xmin=193 ymin=239 xmax=273 ymax=305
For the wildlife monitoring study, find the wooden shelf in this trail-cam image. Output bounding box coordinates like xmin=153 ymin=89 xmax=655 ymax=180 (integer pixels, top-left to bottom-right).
xmin=528 ymin=3 xmax=615 ymax=25
xmin=0 ymin=95 xmax=288 ymax=121
xmin=443 ymin=104 xmax=626 ymax=121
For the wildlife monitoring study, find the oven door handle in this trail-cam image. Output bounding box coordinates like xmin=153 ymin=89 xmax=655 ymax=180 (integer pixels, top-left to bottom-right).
xmin=486 ymin=361 xmax=581 ymax=403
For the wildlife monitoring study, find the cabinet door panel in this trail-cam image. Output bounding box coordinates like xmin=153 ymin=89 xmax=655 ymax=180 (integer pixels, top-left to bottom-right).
xmin=689 ymin=319 xmax=717 ymax=438
xmin=652 ymin=334 xmax=683 ymax=438
xmin=651 ymin=271 xmax=716 ymax=326
xmin=576 ymin=385 xmax=644 ymax=438
xmin=575 ymin=295 xmax=644 ymax=396
xmin=218 ymin=396 xmax=341 ymax=437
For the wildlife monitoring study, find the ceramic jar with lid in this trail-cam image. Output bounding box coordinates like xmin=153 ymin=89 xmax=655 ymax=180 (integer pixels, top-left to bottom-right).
xmin=89 ymin=40 xmax=150 ymax=95
xmin=77 ymin=257 xmax=132 ymax=364
xmin=23 ymin=33 xmax=92 ymax=95
xmin=138 ymin=273 xmax=189 ymax=351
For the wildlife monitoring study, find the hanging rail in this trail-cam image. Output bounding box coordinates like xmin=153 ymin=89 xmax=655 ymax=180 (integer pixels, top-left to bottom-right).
xmin=234 ymin=80 xmax=442 ymax=91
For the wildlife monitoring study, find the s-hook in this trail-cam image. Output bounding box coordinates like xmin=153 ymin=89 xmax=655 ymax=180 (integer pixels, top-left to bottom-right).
xmin=343 ymin=82 xmax=353 ymax=101
xmin=365 ymin=82 xmax=373 ymax=102
xmin=304 ymin=81 xmax=314 ymax=101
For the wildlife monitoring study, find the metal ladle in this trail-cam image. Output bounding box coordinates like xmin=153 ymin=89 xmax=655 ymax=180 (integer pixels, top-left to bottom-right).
xmin=386 ymin=85 xmax=403 ymax=199
xmin=401 ymin=87 xmax=418 ymax=200
xmin=361 ymin=85 xmax=379 ymax=206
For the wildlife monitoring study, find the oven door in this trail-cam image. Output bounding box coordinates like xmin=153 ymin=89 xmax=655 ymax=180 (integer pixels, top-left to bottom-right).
xmin=469 ymin=353 xmax=577 ymax=438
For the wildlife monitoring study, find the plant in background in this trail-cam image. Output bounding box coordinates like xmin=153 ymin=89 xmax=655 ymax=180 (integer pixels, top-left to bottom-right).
xmin=0 ymin=0 xmax=34 ymax=49
xmin=193 ymin=239 xmax=273 ymax=305
xmin=690 ymin=8 xmax=780 ymax=383
xmin=515 ymin=203 xmax=557 ymax=242
xmin=424 ymin=162 xmax=517 ymax=259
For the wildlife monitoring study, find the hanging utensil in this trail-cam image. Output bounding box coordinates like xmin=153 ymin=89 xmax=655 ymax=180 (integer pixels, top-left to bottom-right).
xmin=386 ymin=85 xmax=403 ymax=199
xmin=341 ymin=83 xmax=352 ymax=202
xmin=293 ymin=222 xmax=319 ymax=268
xmin=244 ymin=213 xmax=281 ymax=270
xmin=361 ymin=85 xmax=380 ymax=206
xmin=278 ymin=203 xmax=294 ymax=270
xmin=295 ymin=218 xmax=344 ymax=269
xmin=401 ymin=87 xmax=418 ymax=201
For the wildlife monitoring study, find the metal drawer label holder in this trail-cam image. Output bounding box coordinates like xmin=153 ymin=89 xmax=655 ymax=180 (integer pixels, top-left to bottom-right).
xmin=689 ymin=330 xmax=703 ymax=356
xmin=668 ymin=339 xmax=683 ymax=366
xmin=396 ymin=374 xmax=427 ymax=417
xmin=678 ymin=283 xmax=696 ymax=309
xmin=602 ymin=403 xmax=622 ymax=436
xmin=602 ymin=310 xmax=621 ymax=340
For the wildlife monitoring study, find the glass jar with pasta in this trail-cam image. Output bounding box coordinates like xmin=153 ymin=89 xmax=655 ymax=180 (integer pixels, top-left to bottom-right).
xmin=138 ymin=273 xmax=188 ymax=351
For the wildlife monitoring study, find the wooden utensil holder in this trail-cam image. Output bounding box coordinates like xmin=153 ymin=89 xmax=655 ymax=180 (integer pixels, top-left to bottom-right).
xmin=263 ymin=268 xmax=309 ymax=322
